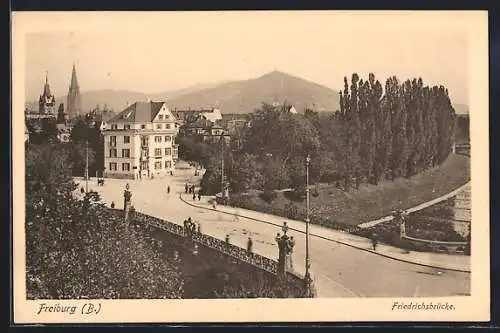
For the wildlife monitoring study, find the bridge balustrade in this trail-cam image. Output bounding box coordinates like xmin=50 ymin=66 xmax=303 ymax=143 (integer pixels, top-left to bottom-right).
xmin=129 ymin=210 xmax=279 ymax=274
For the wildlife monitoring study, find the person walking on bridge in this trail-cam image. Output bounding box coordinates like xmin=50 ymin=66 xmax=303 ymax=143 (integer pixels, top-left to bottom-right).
xmin=185 ymin=183 xmax=188 ymax=194
xmin=247 ymin=236 xmax=253 ymax=255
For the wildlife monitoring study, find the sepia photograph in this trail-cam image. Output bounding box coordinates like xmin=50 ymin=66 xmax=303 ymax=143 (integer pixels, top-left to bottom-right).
xmin=12 ymin=11 xmax=489 ymax=323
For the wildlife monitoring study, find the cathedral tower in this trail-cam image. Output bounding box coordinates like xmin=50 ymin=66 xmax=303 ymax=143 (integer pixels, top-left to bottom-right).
xmin=66 ymin=64 xmax=82 ymax=118
xmin=38 ymin=72 xmax=56 ymax=116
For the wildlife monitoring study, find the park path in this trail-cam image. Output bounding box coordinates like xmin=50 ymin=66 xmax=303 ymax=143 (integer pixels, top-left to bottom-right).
xmin=357 ymin=182 xmax=471 ymax=229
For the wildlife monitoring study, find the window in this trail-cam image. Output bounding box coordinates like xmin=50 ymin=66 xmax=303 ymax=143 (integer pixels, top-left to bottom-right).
xmin=154 ymin=136 xmax=162 ymax=143
xmin=164 ymin=135 xmax=171 ymax=142
xmin=164 ymin=148 xmax=171 ymax=156
xmin=141 ymin=124 xmax=146 ymax=129
xmin=122 ymin=163 xmax=130 ymax=171
xmin=122 ymin=149 xmax=130 ymax=158
xmin=141 ymin=161 xmax=148 ymax=169
xmin=109 ymin=149 xmax=117 ymax=158
xmin=124 ymin=136 xmax=130 ymax=143
xmin=156 ymin=124 xmax=162 ymax=129
xmin=154 ymin=148 xmax=162 ymax=157
xmin=111 ymin=124 xmax=118 ymax=130
xmin=166 ymin=123 xmax=172 ymax=129
xmin=165 ymin=161 xmax=171 ymax=169
xmin=155 ymin=161 xmax=162 ymax=170
xmin=109 ymin=162 xmax=117 ymax=171
xmin=110 ymin=136 xmax=116 ymax=146
xmin=159 ymin=115 xmax=164 ymax=120
xmin=124 ymin=124 xmax=131 ymax=130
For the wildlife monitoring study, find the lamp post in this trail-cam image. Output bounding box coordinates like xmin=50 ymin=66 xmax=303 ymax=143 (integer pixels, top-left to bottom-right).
xmin=304 ymin=154 xmax=312 ymax=296
xmin=85 ymin=140 xmax=89 ymax=193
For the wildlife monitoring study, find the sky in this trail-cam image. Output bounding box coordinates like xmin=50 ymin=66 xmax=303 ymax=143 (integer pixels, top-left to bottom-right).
xmin=22 ymin=11 xmax=472 ymax=105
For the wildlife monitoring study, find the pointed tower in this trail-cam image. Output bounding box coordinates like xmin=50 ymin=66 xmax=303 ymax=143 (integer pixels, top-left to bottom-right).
xmin=66 ymin=64 xmax=82 ymax=118
xmin=38 ymin=72 xmax=56 ymax=116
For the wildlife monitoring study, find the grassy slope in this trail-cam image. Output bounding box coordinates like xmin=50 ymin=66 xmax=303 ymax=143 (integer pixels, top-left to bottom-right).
xmin=236 ymin=155 xmax=470 ymax=227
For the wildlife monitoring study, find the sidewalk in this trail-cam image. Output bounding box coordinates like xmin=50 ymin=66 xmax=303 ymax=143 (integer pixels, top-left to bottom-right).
xmin=179 ymin=193 xmax=471 ymax=273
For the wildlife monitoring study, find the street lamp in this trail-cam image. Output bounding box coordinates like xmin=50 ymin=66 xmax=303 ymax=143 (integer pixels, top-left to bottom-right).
xmin=304 ymin=154 xmax=313 ymax=296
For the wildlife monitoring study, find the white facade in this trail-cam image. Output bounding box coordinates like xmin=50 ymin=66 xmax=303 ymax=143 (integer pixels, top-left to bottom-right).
xmin=103 ymin=102 xmax=179 ymax=180
xmin=202 ymin=108 xmax=222 ymax=123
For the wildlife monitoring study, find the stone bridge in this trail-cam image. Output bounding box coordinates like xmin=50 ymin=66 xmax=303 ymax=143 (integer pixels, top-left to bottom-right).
xmin=112 ymin=208 xmax=312 ymax=297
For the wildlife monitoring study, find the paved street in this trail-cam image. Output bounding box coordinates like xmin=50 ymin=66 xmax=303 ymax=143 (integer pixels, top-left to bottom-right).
xmin=75 ymin=162 xmax=471 ymax=298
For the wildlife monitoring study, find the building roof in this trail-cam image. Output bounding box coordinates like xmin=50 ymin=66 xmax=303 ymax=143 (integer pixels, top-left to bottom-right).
xmin=108 ymin=101 xmax=166 ymax=123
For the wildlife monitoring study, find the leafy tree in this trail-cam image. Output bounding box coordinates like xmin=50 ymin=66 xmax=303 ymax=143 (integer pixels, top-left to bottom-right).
xmin=227 ymin=153 xmax=264 ymax=193
xmin=26 ymin=144 xmax=183 ymax=299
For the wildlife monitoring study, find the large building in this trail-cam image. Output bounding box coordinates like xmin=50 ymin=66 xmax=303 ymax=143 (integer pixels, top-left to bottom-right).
xmin=66 ymin=64 xmax=83 ymax=118
xmin=103 ymin=101 xmax=179 ymax=180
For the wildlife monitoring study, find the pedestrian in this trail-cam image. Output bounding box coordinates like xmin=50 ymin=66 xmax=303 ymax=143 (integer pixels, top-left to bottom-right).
xmin=371 ymin=232 xmax=378 ymax=251
xmin=170 ymin=171 xmax=173 ymax=176
xmin=80 ymin=187 xmax=85 ymax=194
xmin=167 ymin=185 xmax=170 ymax=194
xmin=198 ymin=191 xmax=201 ymax=201
xmin=197 ymin=223 xmax=201 ymax=234
xmin=247 ymin=236 xmax=253 ymax=254
xmin=192 ymin=191 xmax=196 ymax=200
xmin=185 ymin=183 xmax=188 ymax=194
xmin=110 ymin=201 xmax=115 ymax=209
xmin=225 ymin=234 xmax=230 ymax=244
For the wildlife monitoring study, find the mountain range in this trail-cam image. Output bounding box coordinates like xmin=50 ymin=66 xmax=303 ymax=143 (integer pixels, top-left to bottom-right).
xmin=26 ymin=70 xmax=468 ymax=115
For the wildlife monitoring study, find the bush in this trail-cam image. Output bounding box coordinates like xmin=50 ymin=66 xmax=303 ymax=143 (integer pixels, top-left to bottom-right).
xmin=283 ymin=185 xmax=307 ymax=202
xmin=260 ymin=189 xmax=278 ymax=203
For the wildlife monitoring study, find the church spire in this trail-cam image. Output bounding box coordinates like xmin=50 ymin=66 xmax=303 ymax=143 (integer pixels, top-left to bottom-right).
xmin=67 ymin=63 xmax=82 ymax=117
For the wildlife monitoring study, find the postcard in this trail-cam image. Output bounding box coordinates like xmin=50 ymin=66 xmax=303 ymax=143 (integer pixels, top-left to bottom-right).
xmin=12 ymin=10 xmax=489 ymax=323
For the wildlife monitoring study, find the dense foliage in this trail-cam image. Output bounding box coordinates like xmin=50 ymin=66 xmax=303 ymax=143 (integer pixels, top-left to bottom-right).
xmin=196 ymin=73 xmax=457 ymax=195
xmin=26 ymin=144 xmax=183 ymax=299
xmin=25 ymin=115 xmax=105 ymax=177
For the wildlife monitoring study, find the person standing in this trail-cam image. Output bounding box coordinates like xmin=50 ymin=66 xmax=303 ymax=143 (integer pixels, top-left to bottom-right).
xmin=198 ymin=191 xmax=201 ymax=201
xmin=167 ymin=185 xmax=170 ymax=194
xmin=110 ymin=201 xmax=115 ymax=209
xmin=371 ymin=232 xmax=378 ymax=251
xmin=247 ymin=236 xmax=253 ymax=255
xmin=185 ymin=183 xmax=188 ymax=194
xmin=192 ymin=191 xmax=196 ymax=200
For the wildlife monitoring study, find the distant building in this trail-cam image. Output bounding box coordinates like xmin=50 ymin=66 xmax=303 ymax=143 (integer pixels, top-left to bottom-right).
xmin=56 ymin=103 xmax=72 ymax=143
xmin=172 ymin=107 xmax=222 ymax=125
xmin=86 ymin=105 xmax=117 ymax=132
xmin=66 ymin=64 xmax=83 ymax=118
xmin=103 ymin=101 xmax=179 ymax=180
xmin=24 ymin=122 xmax=29 ymax=143
xmin=38 ymin=72 xmax=57 ymax=117
xmin=202 ymin=124 xmax=231 ymax=145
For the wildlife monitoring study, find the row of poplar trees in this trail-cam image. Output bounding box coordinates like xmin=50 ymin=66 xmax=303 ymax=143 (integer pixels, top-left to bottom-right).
xmin=337 ymin=73 xmax=456 ymax=189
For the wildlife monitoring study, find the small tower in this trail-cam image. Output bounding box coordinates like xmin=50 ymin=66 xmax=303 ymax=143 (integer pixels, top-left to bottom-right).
xmin=38 ymin=72 xmax=56 ymax=116
xmin=66 ymin=64 xmax=83 ymax=118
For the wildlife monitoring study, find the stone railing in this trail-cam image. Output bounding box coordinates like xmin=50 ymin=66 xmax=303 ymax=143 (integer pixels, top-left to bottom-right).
xmin=131 ymin=210 xmax=279 ymax=274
